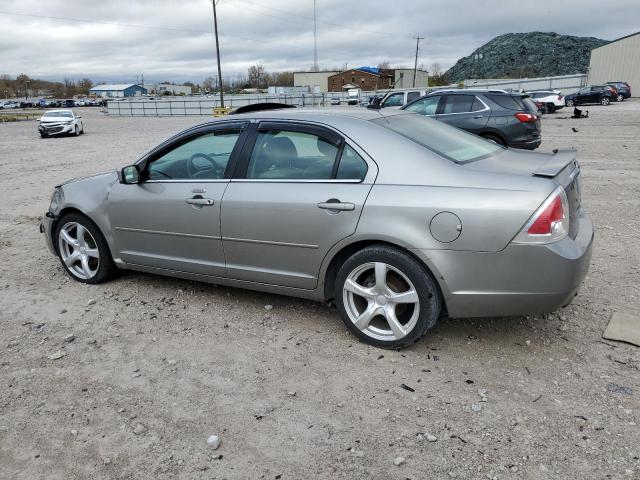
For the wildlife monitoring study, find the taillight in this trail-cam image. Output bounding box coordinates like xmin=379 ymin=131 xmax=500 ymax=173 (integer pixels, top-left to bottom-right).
xmin=557 ymin=95 xmax=563 ymax=100
xmin=515 ymin=112 xmax=537 ymax=122
xmin=513 ymin=186 xmax=569 ymax=244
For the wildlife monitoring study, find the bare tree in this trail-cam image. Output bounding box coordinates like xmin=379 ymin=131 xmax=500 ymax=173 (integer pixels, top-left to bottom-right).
xmin=202 ymin=77 xmax=216 ymax=93
xmin=247 ymin=64 xmax=266 ymax=89
xmin=77 ymin=78 xmax=93 ymax=94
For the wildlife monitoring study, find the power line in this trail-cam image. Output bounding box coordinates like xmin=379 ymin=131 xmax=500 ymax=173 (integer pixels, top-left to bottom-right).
xmin=0 ymin=10 xmax=261 ymax=43
xmin=232 ymin=0 xmax=402 ymax=38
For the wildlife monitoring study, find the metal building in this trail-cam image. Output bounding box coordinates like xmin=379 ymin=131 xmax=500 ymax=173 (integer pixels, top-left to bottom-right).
xmin=89 ymin=84 xmax=148 ymax=98
xmin=587 ymin=32 xmax=639 ymax=97
xmin=293 ymin=71 xmax=339 ymax=93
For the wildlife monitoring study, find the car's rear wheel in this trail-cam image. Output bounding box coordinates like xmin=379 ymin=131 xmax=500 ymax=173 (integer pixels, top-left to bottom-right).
xmin=335 ymin=245 xmax=441 ymax=349
xmin=566 ymin=99 xmax=575 ymax=107
xmin=54 ymin=213 xmax=116 ymax=284
xmin=546 ymin=103 xmax=555 ymax=113
xmin=601 ymin=97 xmax=610 ymax=106
xmin=617 ymin=94 xmax=624 ymax=102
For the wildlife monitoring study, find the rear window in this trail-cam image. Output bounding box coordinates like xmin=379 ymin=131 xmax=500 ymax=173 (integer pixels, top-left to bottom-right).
xmin=372 ymin=114 xmax=502 ymax=164
xmin=485 ymin=94 xmax=527 ymax=110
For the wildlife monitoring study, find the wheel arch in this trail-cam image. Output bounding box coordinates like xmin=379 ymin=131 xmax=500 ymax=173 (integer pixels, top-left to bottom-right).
xmin=321 ymin=238 xmax=449 ymax=314
xmin=53 ymin=207 xmax=114 ymax=260
xmin=479 ymin=130 xmax=507 ymax=145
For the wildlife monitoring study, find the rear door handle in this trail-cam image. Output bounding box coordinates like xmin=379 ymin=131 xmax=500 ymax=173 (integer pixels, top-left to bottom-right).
xmin=317 ymin=201 xmax=355 ymax=211
xmin=186 ymin=197 xmax=214 ymax=206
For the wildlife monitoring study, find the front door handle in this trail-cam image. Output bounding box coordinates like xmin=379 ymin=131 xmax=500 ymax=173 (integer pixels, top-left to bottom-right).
xmin=473 ymin=115 xmax=484 ymax=119
xmin=186 ymin=197 xmax=214 ymax=206
xmin=317 ymin=200 xmax=355 ymax=211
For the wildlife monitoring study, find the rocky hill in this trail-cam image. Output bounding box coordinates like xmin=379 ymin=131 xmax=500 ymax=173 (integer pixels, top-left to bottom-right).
xmin=445 ymin=32 xmax=608 ymax=82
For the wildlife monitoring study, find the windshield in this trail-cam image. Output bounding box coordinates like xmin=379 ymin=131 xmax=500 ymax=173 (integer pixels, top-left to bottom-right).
xmin=44 ymin=111 xmax=73 ymax=118
xmin=372 ymin=114 xmax=502 ymax=163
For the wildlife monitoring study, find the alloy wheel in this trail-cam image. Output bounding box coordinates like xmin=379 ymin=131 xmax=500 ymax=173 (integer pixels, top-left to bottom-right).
xmin=58 ymin=221 xmax=100 ymax=280
xmin=342 ymin=262 xmax=420 ymax=342
xmin=601 ymin=97 xmax=610 ymax=105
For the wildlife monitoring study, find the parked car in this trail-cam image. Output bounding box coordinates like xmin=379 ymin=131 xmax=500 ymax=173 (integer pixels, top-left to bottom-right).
xmin=605 ymin=81 xmax=631 ymax=101
xmin=37 ymin=109 xmax=84 ymax=137
xmin=528 ymin=90 xmax=564 ymax=113
xmin=565 ymin=85 xmax=615 ymax=106
xmin=401 ymin=89 xmax=542 ymax=149
xmin=0 ymin=100 xmax=19 ymax=109
xmin=63 ymin=99 xmax=75 ymax=108
xmin=373 ymin=88 xmax=430 ymax=109
xmin=330 ymin=96 xmax=341 ymax=105
xmin=40 ymin=108 xmax=592 ymax=349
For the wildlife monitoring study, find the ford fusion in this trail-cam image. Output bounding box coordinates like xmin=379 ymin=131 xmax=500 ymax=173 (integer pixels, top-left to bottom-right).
xmin=40 ymin=109 xmax=593 ymax=349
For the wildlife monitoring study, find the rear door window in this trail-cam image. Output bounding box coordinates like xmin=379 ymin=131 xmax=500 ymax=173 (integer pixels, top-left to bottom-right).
xmin=336 ymin=145 xmax=368 ymax=181
xmin=441 ymin=95 xmax=475 ymax=114
xmin=406 ymin=91 xmax=421 ymax=103
xmin=246 ymin=129 xmax=339 ymax=180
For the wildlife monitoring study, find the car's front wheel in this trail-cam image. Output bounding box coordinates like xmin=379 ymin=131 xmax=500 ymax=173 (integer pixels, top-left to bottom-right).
xmin=54 ymin=213 xmax=116 ymax=284
xmin=601 ymin=97 xmax=610 ymax=106
xmin=335 ymin=245 xmax=441 ymax=349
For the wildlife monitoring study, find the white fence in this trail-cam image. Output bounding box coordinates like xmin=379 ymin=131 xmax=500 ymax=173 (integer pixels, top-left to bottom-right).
xmin=463 ymin=74 xmax=588 ymax=94
xmin=107 ymin=93 xmax=331 ymax=116
xmin=106 ymin=74 xmax=590 ymax=117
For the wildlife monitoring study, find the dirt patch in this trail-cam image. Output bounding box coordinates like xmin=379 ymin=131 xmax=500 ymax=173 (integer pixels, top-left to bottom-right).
xmin=0 ymin=105 xmax=638 ymax=479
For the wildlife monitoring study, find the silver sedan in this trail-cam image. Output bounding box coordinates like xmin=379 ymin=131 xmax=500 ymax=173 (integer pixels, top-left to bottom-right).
xmin=40 ymin=108 xmax=593 ymax=349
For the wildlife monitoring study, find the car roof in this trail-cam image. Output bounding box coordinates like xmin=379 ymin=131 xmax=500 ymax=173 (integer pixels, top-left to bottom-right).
xmin=221 ymin=107 xmax=408 ymax=123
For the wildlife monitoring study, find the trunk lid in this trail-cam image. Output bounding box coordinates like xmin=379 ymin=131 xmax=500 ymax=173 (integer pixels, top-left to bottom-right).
xmin=465 ymin=148 xmax=581 ymax=238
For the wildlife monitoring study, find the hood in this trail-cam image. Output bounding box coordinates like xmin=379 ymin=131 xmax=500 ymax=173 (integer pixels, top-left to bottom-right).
xmin=464 ymin=148 xmax=577 ymax=179
xmin=40 ymin=116 xmax=73 ymax=123
xmin=57 ymin=171 xmax=116 ymax=188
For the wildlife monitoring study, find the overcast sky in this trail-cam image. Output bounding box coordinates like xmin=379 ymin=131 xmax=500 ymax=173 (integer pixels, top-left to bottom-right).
xmin=1 ymin=0 xmax=638 ymax=84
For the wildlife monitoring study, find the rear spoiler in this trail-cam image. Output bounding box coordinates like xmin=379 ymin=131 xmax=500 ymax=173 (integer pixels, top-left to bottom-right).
xmin=533 ymin=149 xmax=577 ymax=178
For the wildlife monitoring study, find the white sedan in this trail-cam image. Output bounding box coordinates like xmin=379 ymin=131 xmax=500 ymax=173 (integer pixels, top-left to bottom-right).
xmin=38 ymin=109 xmax=84 ymax=138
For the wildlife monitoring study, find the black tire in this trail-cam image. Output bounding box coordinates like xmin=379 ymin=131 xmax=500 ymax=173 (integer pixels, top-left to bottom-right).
xmin=54 ymin=212 xmax=117 ymax=284
xmin=616 ymin=94 xmax=624 ymax=102
xmin=74 ymin=125 xmax=80 ymax=136
xmin=482 ymin=133 xmax=506 ymax=146
xmin=600 ymin=96 xmax=610 ymax=106
xmin=566 ymin=99 xmax=574 ymax=107
xmin=546 ymin=103 xmax=555 ymax=114
xmin=335 ymin=244 xmax=442 ymax=349
xmin=40 ymin=132 xmax=48 ymax=138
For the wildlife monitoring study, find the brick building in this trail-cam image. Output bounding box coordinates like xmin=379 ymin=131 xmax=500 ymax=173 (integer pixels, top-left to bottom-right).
xmin=328 ymin=67 xmax=394 ymax=92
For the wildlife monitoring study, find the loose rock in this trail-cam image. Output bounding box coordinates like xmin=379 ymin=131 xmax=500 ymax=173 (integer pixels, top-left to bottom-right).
xmin=64 ymin=334 xmax=75 ymax=343
xmin=133 ymin=423 xmax=147 ymax=435
xmin=47 ymin=350 xmax=65 ymax=360
xmin=207 ymin=434 xmax=221 ymax=449
xmin=426 ymin=434 xmax=437 ymax=442
xmin=393 ymin=456 xmax=405 ymax=466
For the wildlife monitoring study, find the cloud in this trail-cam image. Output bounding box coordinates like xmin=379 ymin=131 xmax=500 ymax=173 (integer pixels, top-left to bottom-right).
xmin=0 ymin=0 xmax=638 ymax=83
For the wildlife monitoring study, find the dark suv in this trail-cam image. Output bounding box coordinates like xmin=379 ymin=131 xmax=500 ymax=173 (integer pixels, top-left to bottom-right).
xmin=564 ymin=85 xmax=615 ymax=106
xmin=605 ymin=82 xmax=631 ymax=101
xmin=401 ymin=90 xmax=541 ymax=150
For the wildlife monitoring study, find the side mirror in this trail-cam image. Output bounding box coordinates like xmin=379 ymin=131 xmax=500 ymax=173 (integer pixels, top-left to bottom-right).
xmin=119 ymin=165 xmax=140 ymax=184
xmin=366 ymin=98 xmax=381 ymax=110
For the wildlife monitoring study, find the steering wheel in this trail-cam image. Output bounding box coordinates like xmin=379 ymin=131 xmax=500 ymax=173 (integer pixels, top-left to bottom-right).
xmin=186 ymin=153 xmax=223 ymax=179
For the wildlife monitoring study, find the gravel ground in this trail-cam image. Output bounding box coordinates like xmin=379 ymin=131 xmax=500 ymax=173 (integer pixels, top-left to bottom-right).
xmin=1 ymin=104 xmax=639 ymax=480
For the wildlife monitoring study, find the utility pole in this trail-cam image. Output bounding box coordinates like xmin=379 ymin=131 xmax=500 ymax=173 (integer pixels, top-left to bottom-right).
xmin=313 ymin=0 xmax=318 ymax=71
xmin=412 ymin=36 xmax=424 ymax=88
xmin=211 ymin=0 xmax=224 ymax=107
